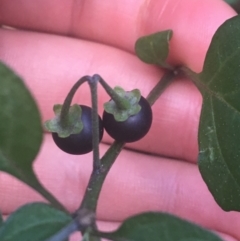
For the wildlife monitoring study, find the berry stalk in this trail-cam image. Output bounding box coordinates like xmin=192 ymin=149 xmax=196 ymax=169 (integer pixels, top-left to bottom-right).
xmin=60 ymin=75 xmax=91 ymax=128
xmin=93 ymin=74 xmax=131 ymax=110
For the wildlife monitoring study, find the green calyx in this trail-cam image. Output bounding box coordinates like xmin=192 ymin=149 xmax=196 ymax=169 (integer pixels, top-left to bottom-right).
xmin=104 ymin=87 xmax=142 ymax=122
xmin=44 ymin=104 xmax=83 ymax=137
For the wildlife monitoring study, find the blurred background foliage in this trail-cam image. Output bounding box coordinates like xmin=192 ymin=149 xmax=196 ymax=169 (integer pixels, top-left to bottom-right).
xmin=224 ymin=0 xmax=240 ymax=13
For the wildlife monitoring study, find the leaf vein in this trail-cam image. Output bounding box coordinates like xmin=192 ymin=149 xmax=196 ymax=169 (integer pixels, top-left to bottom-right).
xmin=210 ymin=97 xmax=240 ymax=188
xmin=207 ymin=49 xmax=239 ymax=86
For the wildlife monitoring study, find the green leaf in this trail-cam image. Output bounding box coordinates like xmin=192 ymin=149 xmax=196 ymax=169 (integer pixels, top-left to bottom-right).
xmin=224 ymin=0 xmax=239 ymax=5
xmin=82 ymin=232 xmax=90 ymax=241
xmin=0 ymin=62 xmax=42 ymax=183
xmin=97 ymin=212 xmax=223 ymax=241
xmin=0 ymin=203 xmax=72 ymax=241
xmin=0 ymin=212 xmax=3 ymax=227
xmin=135 ymin=30 xmax=173 ymax=69
xmin=224 ymin=0 xmax=240 ymax=13
xmin=196 ymin=15 xmax=240 ymax=211
xmin=0 ymin=62 xmax=66 ymax=212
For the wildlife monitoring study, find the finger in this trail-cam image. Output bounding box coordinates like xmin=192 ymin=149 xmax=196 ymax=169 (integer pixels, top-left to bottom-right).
xmin=0 ymin=29 xmax=201 ymax=162
xmin=0 ymin=0 xmax=235 ymax=71
xmin=1 ymin=135 xmax=240 ymax=239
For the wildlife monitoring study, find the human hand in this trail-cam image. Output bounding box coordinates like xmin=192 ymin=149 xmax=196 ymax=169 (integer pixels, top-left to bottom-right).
xmin=0 ymin=0 xmax=238 ymax=240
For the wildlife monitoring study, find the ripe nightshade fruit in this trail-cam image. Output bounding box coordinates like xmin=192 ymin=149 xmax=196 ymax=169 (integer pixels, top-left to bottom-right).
xmin=103 ymin=96 xmax=152 ymax=142
xmin=52 ymin=105 xmax=104 ymax=155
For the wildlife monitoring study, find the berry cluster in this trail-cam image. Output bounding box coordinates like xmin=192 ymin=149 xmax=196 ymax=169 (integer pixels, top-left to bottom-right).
xmin=52 ymin=96 xmax=152 ymax=155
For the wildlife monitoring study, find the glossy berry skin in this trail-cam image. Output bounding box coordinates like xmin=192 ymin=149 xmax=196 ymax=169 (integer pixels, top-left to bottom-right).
xmin=52 ymin=105 xmax=104 ymax=155
xmin=103 ymin=97 xmax=152 ymax=143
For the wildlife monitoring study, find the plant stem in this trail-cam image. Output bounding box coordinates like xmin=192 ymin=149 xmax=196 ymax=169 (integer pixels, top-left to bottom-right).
xmin=88 ymin=76 xmax=101 ymax=170
xmin=94 ymin=74 xmax=130 ymax=110
xmin=77 ymin=69 xmax=179 ymax=214
xmin=74 ymin=68 xmax=179 ymax=237
xmin=79 ymin=141 xmax=125 ymax=212
xmin=45 ymin=220 xmax=79 ymax=241
xmin=179 ymin=66 xmax=203 ymax=92
xmin=60 ymin=76 xmax=91 ymax=128
xmin=146 ymin=69 xmax=178 ymax=106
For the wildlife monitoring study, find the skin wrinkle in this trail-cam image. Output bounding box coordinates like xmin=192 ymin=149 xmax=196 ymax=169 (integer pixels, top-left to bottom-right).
xmin=68 ymin=0 xmax=80 ymax=37
xmin=156 ymin=0 xmax=170 ymax=21
xmin=136 ymin=0 xmax=149 ymax=38
xmin=69 ymin=0 xmax=91 ymax=38
xmin=137 ymin=0 xmax=183 ymax=67
xmin=167 ymin=0 xmax=181 ymax=19
xmin=68 ymin=0 xmax=139 ymax=50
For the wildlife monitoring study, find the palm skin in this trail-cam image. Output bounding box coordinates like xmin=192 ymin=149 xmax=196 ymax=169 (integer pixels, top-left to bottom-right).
xmin=0 ymin=0 xmax=239 ymax=240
